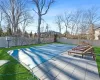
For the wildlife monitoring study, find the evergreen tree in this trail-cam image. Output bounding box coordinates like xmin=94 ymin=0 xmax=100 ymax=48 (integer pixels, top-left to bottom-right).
xmin=0 ymin=27 xmax=3 ymax=36
xmin=7 ymin=27 xmax=12 ymax=36
xmin=30 ymin=31 xmax=33 ymax=38
xmin=17 ymin=28 xmax=22 ymax=36
xmin=24 ymin=31 xmax=28 ymax=37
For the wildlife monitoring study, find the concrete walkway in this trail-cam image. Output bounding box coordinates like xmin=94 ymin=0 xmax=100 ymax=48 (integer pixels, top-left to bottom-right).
xmin=32 ymin=53 xmax=100 ymax=80
xmin=0 ymin=60 xmax=9 ymax=66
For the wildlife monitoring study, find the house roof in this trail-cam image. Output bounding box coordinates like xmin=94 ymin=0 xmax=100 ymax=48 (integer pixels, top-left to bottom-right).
xmin=95 ymin=27 xmax=100 ymax=30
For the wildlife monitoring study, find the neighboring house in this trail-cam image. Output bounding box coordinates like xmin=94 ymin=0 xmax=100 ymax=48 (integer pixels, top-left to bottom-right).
xmin=94 ymin=27 xmax=100 ymax=40
xmin=34 ymin=31 xmax=62 ymax=38
xmin=41 ymin=31 xmax=62 ymax=38
xmin=87 ymin=25 xmax=100 ymax=40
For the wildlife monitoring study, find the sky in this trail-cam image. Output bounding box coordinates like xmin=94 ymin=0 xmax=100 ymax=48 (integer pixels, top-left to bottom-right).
xmin=26 ymin=0 xmax=100 ymax=34
xmin=1 ymin=0 xmax=100 ymax=33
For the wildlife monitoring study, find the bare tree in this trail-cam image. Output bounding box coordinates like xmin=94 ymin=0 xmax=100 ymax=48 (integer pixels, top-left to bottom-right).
xmin=45 ymin=24 xmax=49 ymax=38
xmin=45 ymin=24 xmax=49 ymax=32
xmin=85 ymin=7 xmax=100 ymax=40
xmin=0 ymin=0 xmax=33 ymax=46
xmin=79 ymin=11 xmax=88 ymax=35
xmin=55 ymin=15 xmax=62 ymax=33
xmin=88 ymin=23 xmax=95 ymax=40
xmin=40 ymin=26 xmax=44 ymax=32
xmin=21 ymin=12 xmax=33 ymax=37
xmin=0 ymin=0 xmax=29 ymax=36
xmin=61 ymin=12 xmax=72 ymax=36
xmin=32 ymin=0 xmax=55 ymax=43
xmin=0 ymin=12 xmax=2 ymax=28
xmin=70 ymin=10 xmax=82 ymax=35
xmin=86 ymin=7 xmax=100 ymax=25
xmin=20 ymin=12 xmax=34 ymax=45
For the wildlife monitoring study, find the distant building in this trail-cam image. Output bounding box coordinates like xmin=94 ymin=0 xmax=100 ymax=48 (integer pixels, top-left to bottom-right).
xmin=87 ymin=24 xmax=100 ymax=40
xmin=41 ymin=31 xmax=62 ymax=38
xmin=34 ymin=31 xmax=62 ymax=38
xmin=94 ymin=27 xmax=100 ymax=40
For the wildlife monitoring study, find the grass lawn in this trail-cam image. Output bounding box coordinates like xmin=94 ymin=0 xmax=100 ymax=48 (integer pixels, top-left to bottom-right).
xmin=94 ymin=47 xmax=100 ymax=76
xmin=0 ymin=43 xmax=48 ymax=80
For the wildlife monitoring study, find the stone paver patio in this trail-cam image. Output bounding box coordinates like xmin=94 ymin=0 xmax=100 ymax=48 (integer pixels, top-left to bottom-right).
xmin=32 ymin=52 xmax=100 ymax=80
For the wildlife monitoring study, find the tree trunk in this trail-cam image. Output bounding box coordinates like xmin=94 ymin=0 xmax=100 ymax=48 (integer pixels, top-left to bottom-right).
xmin=71 ymin=26 xmax=74 ymax=35
xmin=59 ymin=23 xmax=61 ymax=33
xmin=75 ymin=26 xmax=79 ymax=35
xmin=37 ymin=15 xmax=41 ymax=43
xmin=59 ymin=27 xmax=61 ymax=33
xmin=65 ymin=24 xmax=68 ymax=37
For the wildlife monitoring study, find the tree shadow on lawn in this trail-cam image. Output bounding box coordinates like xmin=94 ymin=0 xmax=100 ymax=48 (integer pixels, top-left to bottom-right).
xmin=0 ymin=49 xmax=33 ymax=80
xmin=0 ymin=49 xmax=17 ymax=80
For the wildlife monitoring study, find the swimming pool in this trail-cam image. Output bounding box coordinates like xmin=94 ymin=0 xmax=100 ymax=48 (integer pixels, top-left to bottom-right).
xmin=8 ymin=44 xmax=75 ymax=69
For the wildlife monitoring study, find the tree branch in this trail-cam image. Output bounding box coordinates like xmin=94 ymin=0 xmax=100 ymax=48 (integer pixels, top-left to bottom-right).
xmin=41 ymin=0 xmax=55 ymax=15
xmin=33 ymin=8 xmax=38 ymax=14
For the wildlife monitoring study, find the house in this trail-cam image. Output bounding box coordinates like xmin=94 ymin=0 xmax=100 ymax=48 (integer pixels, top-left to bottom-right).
xmin=34 ymin=31 xmax=62 ymax=38
xmin=94 ymin=27 xmax=100 ymax=40
xmin=87 ymin=24 xmax=100 ymax=40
